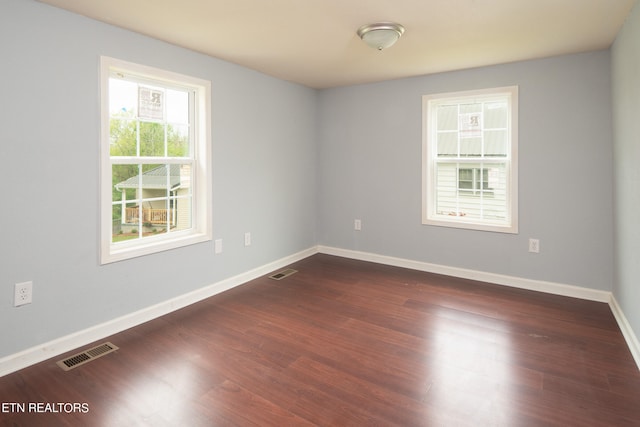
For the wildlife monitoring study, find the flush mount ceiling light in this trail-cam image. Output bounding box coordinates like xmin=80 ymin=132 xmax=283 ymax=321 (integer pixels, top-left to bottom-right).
xmin=357 ymin=22 xmax=405 ymax=51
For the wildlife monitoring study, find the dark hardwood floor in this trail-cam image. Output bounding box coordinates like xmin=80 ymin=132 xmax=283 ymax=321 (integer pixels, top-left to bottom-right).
xmin=1 ymin=254 xmax=639 ymax=426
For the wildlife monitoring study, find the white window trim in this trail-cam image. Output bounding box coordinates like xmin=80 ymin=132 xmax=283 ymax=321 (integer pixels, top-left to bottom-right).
xmin=100 ymin=56 xmax=212 ymax=264
xmin=422 ymin=86 xmax=518 ymax=234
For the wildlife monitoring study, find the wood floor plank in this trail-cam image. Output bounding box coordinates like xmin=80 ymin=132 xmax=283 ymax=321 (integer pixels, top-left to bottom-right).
xmin=200 ymin=379 xmax=317 ymax=427
xmin=1 ymin=254 xmax=639 ymax=426
xmin=288 ymin=355 xmax=430 ymax=426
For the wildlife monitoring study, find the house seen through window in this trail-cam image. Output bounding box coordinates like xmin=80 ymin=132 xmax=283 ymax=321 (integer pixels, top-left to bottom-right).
xmin=100 ymin=57 xmax=212 ymax=264
xmin=422 ymin=86 xmax=518 ymax=233
xmin=458 ymin=168 xmax=492 ymax=194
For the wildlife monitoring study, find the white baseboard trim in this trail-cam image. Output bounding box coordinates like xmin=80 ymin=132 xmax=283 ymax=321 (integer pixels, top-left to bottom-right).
xmin=609 ymin=295 xmax=640 ymax=369
xmin=0 ymin=247 xmax=317 ymax=377
xmin=318 ymin=246 xmax=611 ymax=302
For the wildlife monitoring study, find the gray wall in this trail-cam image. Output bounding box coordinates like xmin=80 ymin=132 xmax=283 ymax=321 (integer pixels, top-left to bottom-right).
xmin=612 ymin=3 xmax=640 ymax=342
xmin=318 ymin=51 xmax=614 ymax=291
xmin=0 ymin=0 xmax=317 ymax=358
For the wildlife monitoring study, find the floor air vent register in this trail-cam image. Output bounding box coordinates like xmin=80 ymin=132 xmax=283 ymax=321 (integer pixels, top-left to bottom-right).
xmin=56 ymin=342 xmax=119 ymax=371
xmin=268 ymin=269 xmax=298 ymax=280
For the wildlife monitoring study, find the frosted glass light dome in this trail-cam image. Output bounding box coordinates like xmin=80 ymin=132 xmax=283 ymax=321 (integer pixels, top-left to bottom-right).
xmin=357 ymin=23 xmax=405 ymax=51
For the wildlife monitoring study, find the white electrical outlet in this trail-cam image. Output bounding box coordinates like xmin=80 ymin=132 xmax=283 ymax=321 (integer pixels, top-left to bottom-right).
xmin=244 ymin=232 xmax=251 ymax=246
xmin=528 ymin=238 xmax=540 ymax=253
xmin=14 ymin=281 xmax=33 ymax=307
xmin=354 ymin=219 xmax=362 ymax=231
xmin=214 ymin=239 xmax=223 ymax=254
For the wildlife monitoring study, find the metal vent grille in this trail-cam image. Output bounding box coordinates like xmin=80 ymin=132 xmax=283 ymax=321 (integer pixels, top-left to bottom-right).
xmin=269 ymin=268 xmax=298 ymax=280
xmin=57 ymin=342 xmax=119 ymax=371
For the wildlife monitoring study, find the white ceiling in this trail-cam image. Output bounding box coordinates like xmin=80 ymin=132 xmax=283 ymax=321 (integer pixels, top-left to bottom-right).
xmin=38 ymin=0 xmax=636 ymax=89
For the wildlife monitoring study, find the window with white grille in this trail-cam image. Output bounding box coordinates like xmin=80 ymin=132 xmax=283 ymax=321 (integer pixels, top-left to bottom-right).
xmin=100 ymin=57 xmax=212 ymax=264
xmin=422 ymin=86 xmax=518 ymax=233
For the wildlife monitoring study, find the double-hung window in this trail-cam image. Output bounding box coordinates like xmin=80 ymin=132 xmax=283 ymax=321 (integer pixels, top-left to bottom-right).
xmin=100 ymin=57 xmax=212 ymax=264
xmin=422 ymin=86 xmax=518 ymax=233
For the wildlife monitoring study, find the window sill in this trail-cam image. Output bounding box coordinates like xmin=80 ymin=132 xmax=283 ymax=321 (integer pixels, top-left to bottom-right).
xmin=101 ymin=231 xmax=212 ymax=265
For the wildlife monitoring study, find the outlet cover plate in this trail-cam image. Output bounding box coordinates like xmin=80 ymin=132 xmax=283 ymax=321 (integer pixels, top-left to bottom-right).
xmin=14 ymin=281 xmax=33 ymax=307
xmin=528 ymin=238 xmax=540 ymax=253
